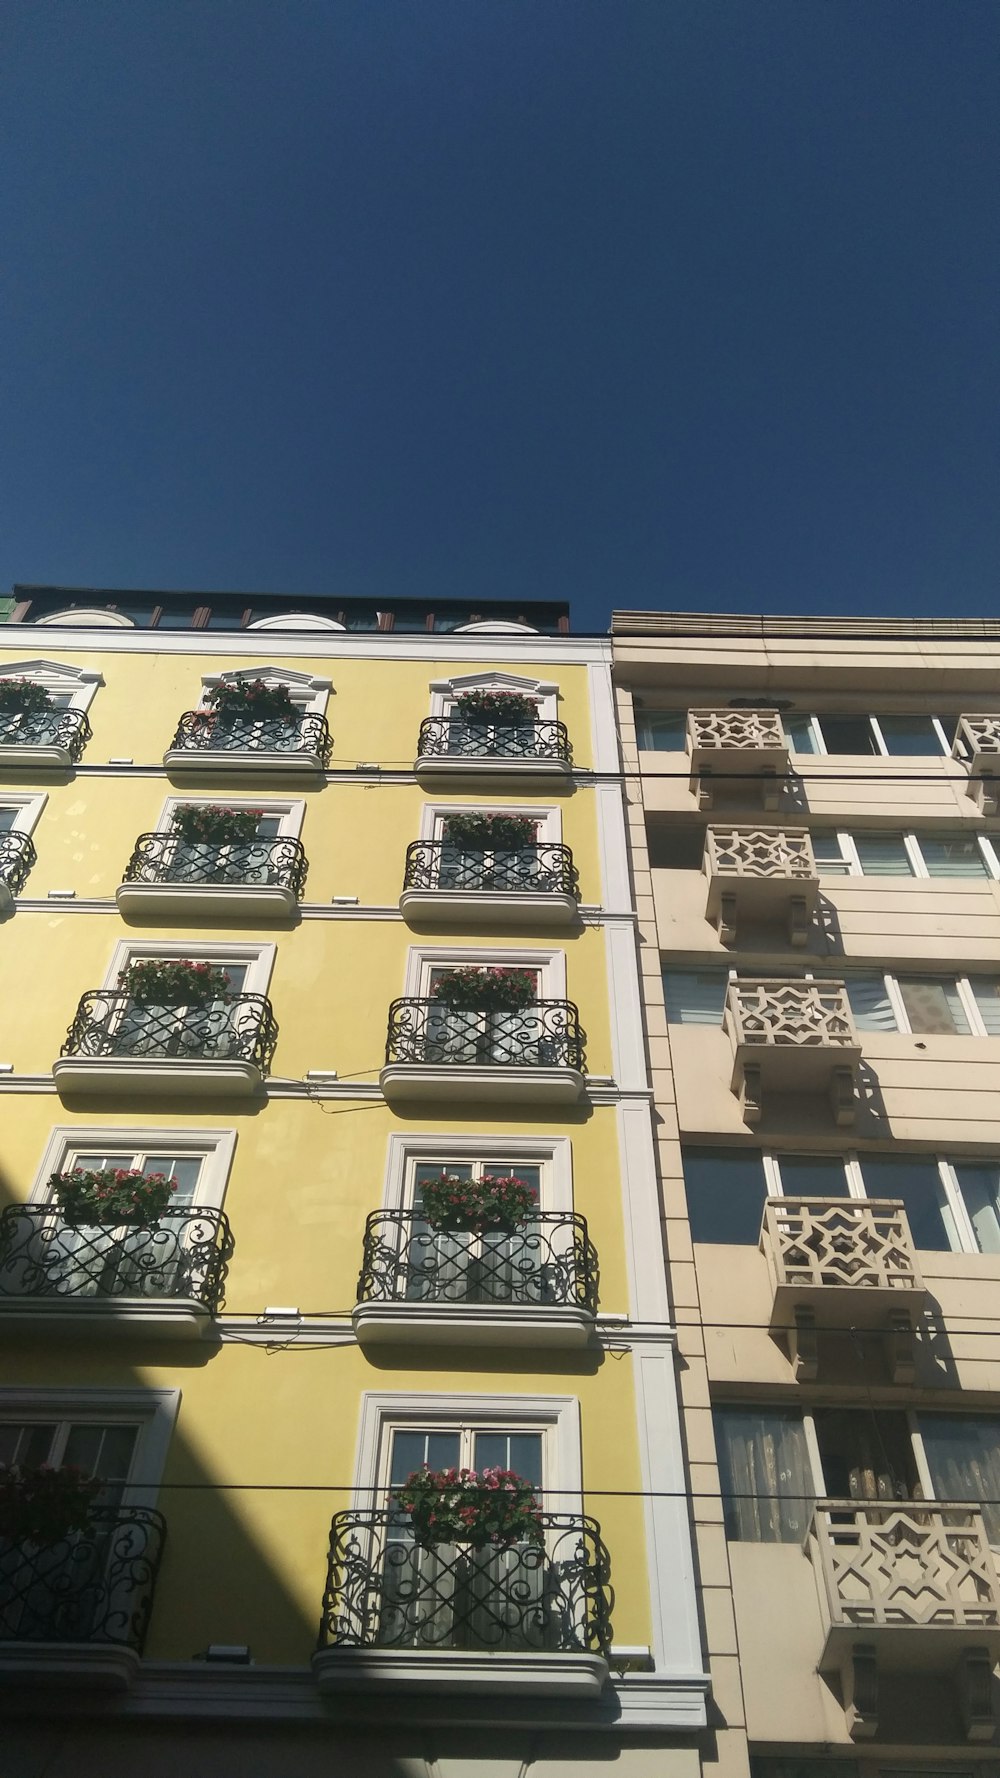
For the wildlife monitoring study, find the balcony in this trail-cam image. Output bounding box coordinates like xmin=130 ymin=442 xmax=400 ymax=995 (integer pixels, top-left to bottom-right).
xmin=724 ymin=978 xmax=862 ymax=1126
xmin=117 ymin=832 xmax=308 ymax=920
xmin=687 ymin=709 xmax=789 ymax=810
xmin=0 ymin=708 xmax=91 ymax=769
xmin=0 ymin=1202 xmax=231 ymax=1339
xmin=400 ymin=840 xmax=580 ymax=927
xmin=414 ymin=717 xmax=573 ymax=785
xmin=352 ymin=1209 xmax=598 ymax=1348
xmin=380 ymin=998 xmax=586 ymax=1105
xmin=312 ymin=1509 xmax=611 ymax=1698
xmin=760 ymin=1196 xmax=926 ymax=1381
xmin=164 ymin=710 xmax=332 ymax=774
xmin=0 ymin=831 xmax=36 ymax=912
xmin=0 ymin=1504 xmax=165 ymax=1690
xmin=703 ymin=825 xmax=818 ymax=946
xmin=808 ymin=1500 xmax=1000 ymax=1740
xmin=53 ymin=990 xmax=278 ymax=1099
xmin=953 ymin=714 xmax=1000 ymax=814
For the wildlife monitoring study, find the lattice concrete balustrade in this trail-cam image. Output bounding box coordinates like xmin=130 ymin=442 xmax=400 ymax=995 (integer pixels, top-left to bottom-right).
xmin=724 ymin=978 xmax=862 ymax=1127
xmin=703 ymin=826 xmax=819 ymax=945
xmin=761 ymin=1195 xmax=926 ymax=1381
xmin=953 ymin=714 xmax=1000 ymax=815
xmin=687 ymin=709 xmax=790 ymax=811
xmin=809 ymin=1500 xmax=1000 ymax=1741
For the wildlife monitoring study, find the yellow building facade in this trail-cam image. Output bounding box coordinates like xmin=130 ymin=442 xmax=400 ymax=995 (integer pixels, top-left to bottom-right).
xmin=0 ymin=592 xmax=706 ymax=1776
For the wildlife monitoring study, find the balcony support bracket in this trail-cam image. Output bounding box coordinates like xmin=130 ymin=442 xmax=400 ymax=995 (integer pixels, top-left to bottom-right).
xmin=737 ymin=1063 xmax=763 ymax=1127
xmin=789 ymin=1307 xmax=818 ymax=1382
xmin=841 ymin=1641 xmax=878 ymax=1740
xmin=717 ymin=890 xmax=737 ymax=946
xmin=888 ymin=1313 xmax=917 ymax=1385
xmin=959 ymin=1644 xmax=997 ymax=1743
xmin=788 ymin=895 xmax=809 ymax=947
xmin=830 ymin=1068 xmax=857 ymax=1127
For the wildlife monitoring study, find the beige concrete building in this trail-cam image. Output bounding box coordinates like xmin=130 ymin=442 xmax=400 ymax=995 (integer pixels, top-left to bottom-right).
xmin=613 ymin=611 xmax=1000 ymax=1774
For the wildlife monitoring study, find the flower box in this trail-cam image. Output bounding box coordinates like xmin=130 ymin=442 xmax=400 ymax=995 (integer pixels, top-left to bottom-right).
xmin=0 ymin=680 xmax=54 ymax=716
xmin=49 ymin=1166 xmax=175 ymax=1227
xmin=432 ymin=967 xmax=537 ymax=1012
xmin=394 ymin=1466 xmax=544 ymax=1549
xmin=0 ymin=1462 xmax=101 ymax=1547
xmin=453 ymin=691 xmax=538 ymax=726
xmin=206 ymin=681 xmax=296 ymax=722
xmin=118 ymin=959 xmax=232 ymax=1004
xmin=419 ymin=1171 xmax=537 ymax=1233
xmin=441 ymin=813 xmax=536 ymax=851
xmin=172 ymin=805 xmax=264 ymax=847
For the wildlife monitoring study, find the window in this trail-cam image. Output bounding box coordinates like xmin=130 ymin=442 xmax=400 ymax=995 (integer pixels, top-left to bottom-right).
xmin=713 ymin=1407 xmax=813 ymax=1543
xmin=32 ymin=1127 xmax=235 ymax=1214
xmin=407 ymin=1157 xmax=543 ymax=1305
xmin=662 ymin=971 xmax=729 ymax=1025
xmin=811 ymin=829 xmax=999 ymax=880
xmin=646 ymin=823 xmax=705 ymax=869
xmin=636 ymin=710 xmax=687 ymax=751
xmin=785 ymin=715 xmax=950 ymax=757
xmin=663 ymin=967 xmax=1000 ymax=1039
xmin=682 ymin=1147 xmax=768 ymax=1244
xmin=0 ymin=1418 xmax=140 ymax=1512
xmin=919 ymin=1416 xmax=1000 ymax=1542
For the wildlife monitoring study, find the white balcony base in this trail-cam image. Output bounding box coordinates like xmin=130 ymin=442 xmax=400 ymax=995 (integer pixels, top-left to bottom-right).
xmin=163 ymin=748 xmax=325 ymax=776
xmin=0 ymin=1642 xmax=141 ymax=1690
xmin=413 ymin=757 xmax=573 ymax=787
xmin=0 ymin=744 xmax=76 ymax=770
xmin=116 ymin=882 xmax=297 ymax=920
xmin=0 ymin=1296 xmax=212 ymax=1340
xmin=53 ymin=1057 xmax=264 ymax=1100
xmin=380 ymin=1064 xmax=586 ymax=1105
xmin=312 ymin=1648 xmax=608 ymax=1698
xmin=399 ymin=888 xmax=578 ymax=927
xmin=352 ymin=1302 xmax=596 ymax=1348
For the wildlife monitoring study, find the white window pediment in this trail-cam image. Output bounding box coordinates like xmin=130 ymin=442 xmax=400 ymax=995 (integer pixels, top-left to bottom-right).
xmin=428 ymin=671 xmax=559 ymax=722
xmin=199 ymin=665 xmax=332 ymax=715
xmin=0 ymin=659 xmax=103 ymax=711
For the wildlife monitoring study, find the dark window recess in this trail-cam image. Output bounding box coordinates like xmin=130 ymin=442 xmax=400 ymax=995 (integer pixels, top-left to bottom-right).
xmin=818 ymin=716 xmax=879 ymax=755
xmin=812 ymin=1408 xmax=921 ymax=1502
xmin=857 ymin=1155 xmax=952 ymax=1252
xmin=647 ymin=824 xmax=704 ymax=869
xmin=682 ymin=1147 xmax=768 ymax=1245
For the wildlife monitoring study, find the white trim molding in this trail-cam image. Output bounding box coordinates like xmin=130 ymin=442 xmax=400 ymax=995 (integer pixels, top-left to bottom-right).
xmin=0 ymin=1384 xmax=179 ymax=1508
xmin=382 ymin=1131 xmax=573 ymax=1214
xmin=0 ymin=790 xmax=48 ymax=837
xmin=402 ymin=943 xmax=568 ymax=1001
xmin=197 ymin=665 xmax=332 ymax=715
xmin=28 ymin=1125 xmax=237 ymax=1212
xmin=100 ymin=937 xmax=277 ymax=999
xmin=0 ymin=658 xmax=103 ymax=712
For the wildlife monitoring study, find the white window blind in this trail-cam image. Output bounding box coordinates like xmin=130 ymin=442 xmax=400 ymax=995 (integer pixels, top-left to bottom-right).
xmin=662 ymin=971 xmax=728 ymax=1025
xmin=844 ymin=976 xmax=898 ymax=1031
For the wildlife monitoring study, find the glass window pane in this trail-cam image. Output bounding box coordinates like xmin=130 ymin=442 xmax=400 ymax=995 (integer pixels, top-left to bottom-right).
xmin=897 ymin=978 xmax=971 ymax=1036
xmin=0 ymin=1424 xmax=57 ymax=1467
xmin=919 ymin=835 xmax=991 ymax=879
xmin=845 ymin=976 xmax=898 ymax=1032
xmin=636 ymin=711 xmax=687 ymax=751
xmin=784 ymin=715 xmax=819 ymax=754
xmin=662 ymin=971 xmax=728 ymax=1025
xmin=853 ymin=833 xmax=915 ymax=877
xmin=145 ymin=1156 xmax=201 ymax=1201
xmin=682 ymin=1147 xmax=768 ymax=1244
xmin=954 ymin=1163 xmax=1000 ymax=1255
xmin=473 ymin=1432 xmax=543 ymax=1485
xmin=810 ymin=833 xmax=852 ymax=874
xmin=713 ymin=1407 xmax=813 ymax=1542
xmin=817 ymin=716 xmax=878 ymax=755
xmin=858 ymin=1156 xmax=956 ymax=1252
xmin=876 ymin=716 xmax=945 ymax=757
xmin=920 ymin=1415 xmax=1000 ymax=1541
xmin=970 ymin=980 xmax=1000 ymax=1036
xmin=0 ymin=808 xmax=16 ymax=834
xmin=776 ymin=1155 xmax=852 ymax=1197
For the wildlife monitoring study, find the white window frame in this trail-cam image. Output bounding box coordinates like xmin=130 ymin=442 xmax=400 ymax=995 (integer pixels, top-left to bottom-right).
xmin=197 ymin=665 xmax=332 ymax=719
xmin=762 ymin=1147 xmax=991 ymax=1256
xmin=0 ymin=659 xmax=103 ymax=716
xmin=418 ymin=801 xmax=562 ymax=845
xmin=427 ymin=672 xmax=560 ymax=725
xmin=100 ymin=938 xmax=276 ymax=1000
xmin=788 ymin=715 xmax=950 ymax=758
xmin=0 ymin=1386 xmax=179 ymax=1510
xmin=404 ymin=944 xmax=568 ymax=1001
xmin=812 ymin=829 xmax=1000 ymax=881
xmin=382 ymin=1132 xmax=572 ymax=1216
xmin=0 ymin=790 xmax=47 ymax=838
xmin=29 ymin=1125 xmax=237 ymax=1213
xmin=353 ymin=1391 xmax=583 ymax=1518
xmin=156 ymin=794 xmax=305 ymax=844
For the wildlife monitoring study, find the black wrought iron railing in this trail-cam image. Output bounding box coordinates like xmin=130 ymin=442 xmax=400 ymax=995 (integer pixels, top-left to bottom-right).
xmin=60 ymin=990 xmax=279 ymax=1074
xmin=122 ymin=832 xmax=308 ymax=899
xmin=169 ymin=709 xmax=332 ymax=766
xmin=385 ymin=999 xmax=586 ymax=1072
xmin=0 ymin=708 xmax=91 ymax=761
xmin=403 ymin=840 xmax=579 ymax=900
xmin=0 ymin=1505 xmax=165 ymax=1651
xmin=358 ymin=1209 xmax=598 ymax=1314
xmin=0 ymin=830 xmax=36 ymax=896
xmin=0 ymin=1203 xmax=232 ymax=1314
xmin=416 ymin=717 xmax=573 ymax=765
xmin=317 ymin=1509 xmax=611 ymax=1657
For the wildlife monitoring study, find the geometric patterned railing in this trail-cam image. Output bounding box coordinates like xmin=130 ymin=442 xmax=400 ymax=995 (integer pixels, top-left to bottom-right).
xmin=688 ymin=709 xmax=787 ymax=753
xmin=402 ymin=840 xmax=579 ymax=900
xmin=705 ymin=826 xmax=816 ymax=881
xmin=317 ymin=1509 xmax=612 ymax=1656
xmin=122 ymin=832 xmax=308 ymax=900
xmin=761 ymin=1197 xmax=922 ymax=1296
xmin=954 ymin=715 xmax=1000 ymax=759
xmin=416 ymin=718 xmax=573 ymax=766
xmin=385 ymin=999 xmax=585 ymax=1073
xmin=0 ymin=1505 xmax=166 ymax=1650
xmin=0 ymin=708 xmax=92 ymax=762
xmin=725 ymin=979 xmax=858 ymax=1049
xmin=0 ymin=1202 xmax=232 ymax=1314
xmin=809 ymin=1501 xmax=1000 ymax=1633
xmin=168 ymin=710 xmax=332 ymax=766
xmin=357 ymin=1209 xmax=599 ymax=1315
xmin=0 ymin=830 xmax=37 ymax=896
xmin=60 ymin=990 xmax=279 ymax=1075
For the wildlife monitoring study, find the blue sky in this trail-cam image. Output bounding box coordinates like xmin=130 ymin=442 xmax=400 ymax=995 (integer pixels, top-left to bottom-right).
xmin=2 ymin=1 xmax=997 ymax=629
